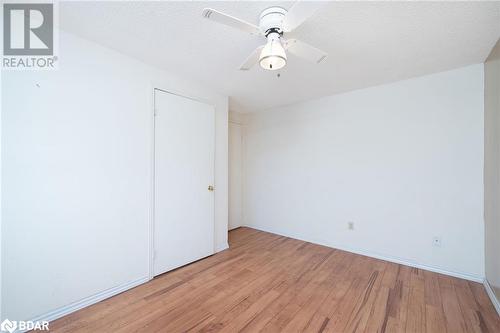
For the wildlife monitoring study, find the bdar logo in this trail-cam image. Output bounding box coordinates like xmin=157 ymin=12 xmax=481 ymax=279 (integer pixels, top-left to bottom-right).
xmin=0 ymin=319 xmax=17 ymax=333
xmin=0 ymin=319 xmax=49 ymax=332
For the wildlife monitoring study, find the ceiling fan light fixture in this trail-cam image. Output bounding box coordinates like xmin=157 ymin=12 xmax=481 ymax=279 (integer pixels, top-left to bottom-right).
xmin=259 ymin=32 xmax=287 ymax=71
xmin=202 ymin=3 xmax=328 ymax=71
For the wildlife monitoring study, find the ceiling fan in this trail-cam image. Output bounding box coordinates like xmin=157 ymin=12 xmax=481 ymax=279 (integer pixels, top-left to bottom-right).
xmin=202 ymin=1 xmax=328 ymax=71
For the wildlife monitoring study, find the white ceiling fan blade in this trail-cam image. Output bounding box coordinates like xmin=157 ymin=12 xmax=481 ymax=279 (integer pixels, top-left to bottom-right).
xmin=202 ymin=8 xmax=262 ymax=36
xmin=240 ymin=46 xmax=264 ymax=70
xmin=282 ymin=1 xmax=325 ymax=32
xmin=284 ymin=39 xmax=327 ymax=64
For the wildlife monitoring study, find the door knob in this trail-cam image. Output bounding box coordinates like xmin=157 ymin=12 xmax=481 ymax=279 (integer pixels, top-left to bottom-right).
xmin=208 ymin=185 xmax=214 ymax=191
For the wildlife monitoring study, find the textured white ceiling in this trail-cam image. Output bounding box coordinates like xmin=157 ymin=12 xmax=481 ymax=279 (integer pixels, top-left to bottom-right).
xmin=60 ymin=1 xmax=500 ymax=113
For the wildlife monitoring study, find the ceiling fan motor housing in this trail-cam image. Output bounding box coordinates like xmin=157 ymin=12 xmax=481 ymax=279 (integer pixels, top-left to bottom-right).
xmin=259 ymin=7 xmax=287 ymax=35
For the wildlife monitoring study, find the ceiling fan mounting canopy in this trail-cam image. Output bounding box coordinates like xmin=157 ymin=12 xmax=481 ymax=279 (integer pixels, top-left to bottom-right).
xmin=259 ymin=7 xmax=287 ymax=35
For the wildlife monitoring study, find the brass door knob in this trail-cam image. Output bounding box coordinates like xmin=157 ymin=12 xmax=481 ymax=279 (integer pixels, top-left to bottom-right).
xmin=208 ymin=185 xmax=214 ymax=191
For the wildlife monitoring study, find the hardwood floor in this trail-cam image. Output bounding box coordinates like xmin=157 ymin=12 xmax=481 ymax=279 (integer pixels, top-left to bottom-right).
xmin=50 ymin=227 xmax=500 ymax=332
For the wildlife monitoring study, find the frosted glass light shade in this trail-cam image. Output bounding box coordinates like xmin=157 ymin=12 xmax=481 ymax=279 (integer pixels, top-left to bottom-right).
xmin=259 ymin=36 xmax=287 ymax=71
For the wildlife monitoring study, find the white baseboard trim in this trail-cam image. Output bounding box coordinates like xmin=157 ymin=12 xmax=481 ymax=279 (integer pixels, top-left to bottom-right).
xmin=243 ymin=224 xmax=484 ymax=283
xmin=27 ymin=276 xmax=149 ymax=326
xmin=215 ymin=242 xmax=229 ymax=252
xmin=483 ymin=279 xmax=500 ymax=316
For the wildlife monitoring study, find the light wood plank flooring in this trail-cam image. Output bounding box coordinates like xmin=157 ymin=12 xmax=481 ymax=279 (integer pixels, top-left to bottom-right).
xmin=50 ymin=227 xmax=500 ymax=332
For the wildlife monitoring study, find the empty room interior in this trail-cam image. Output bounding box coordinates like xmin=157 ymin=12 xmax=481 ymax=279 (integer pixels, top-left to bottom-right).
xmin=2 ymin=1 xmax=500 ymax=332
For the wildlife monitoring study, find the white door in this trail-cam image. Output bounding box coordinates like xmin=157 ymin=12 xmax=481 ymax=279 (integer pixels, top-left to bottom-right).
xmin=153 ymin=89 xmax=215 ymax=276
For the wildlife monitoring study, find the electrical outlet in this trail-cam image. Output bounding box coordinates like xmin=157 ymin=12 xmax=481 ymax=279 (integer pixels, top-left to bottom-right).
xmin=348 ymin=221 xmax=354 ymax=230
xmin=432 ymin=236 xmax=442 ymax=247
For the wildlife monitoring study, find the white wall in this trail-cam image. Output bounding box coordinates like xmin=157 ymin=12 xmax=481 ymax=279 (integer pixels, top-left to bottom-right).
xmin=243 ymin=64 xmax=485 ymax=280
xmin=228 ymin=111 xmax=247 ymax=230
xmin=0 ymin=68 xmax=3 ymax=321
xmin=229 ymin=121 xmax=243 ymax=230
xmin=485 ymin=38 xmax=500 ymax=303
xmin=1 ymin=31 xmax=228 ymax=321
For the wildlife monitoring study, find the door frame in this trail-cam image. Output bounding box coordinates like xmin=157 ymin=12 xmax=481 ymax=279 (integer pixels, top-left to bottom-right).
xmin=148 ymin=86 xmax=217 ymax=280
